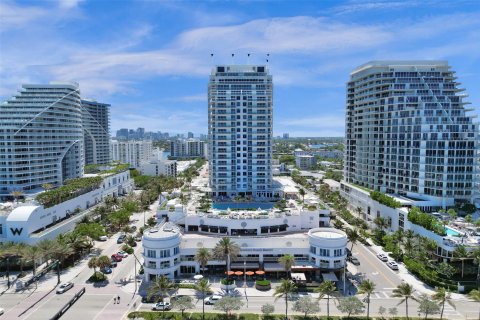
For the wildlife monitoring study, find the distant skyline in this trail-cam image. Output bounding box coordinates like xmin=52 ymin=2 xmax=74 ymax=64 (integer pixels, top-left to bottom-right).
xmin=1 ymin=0 xmax=479 ymax=137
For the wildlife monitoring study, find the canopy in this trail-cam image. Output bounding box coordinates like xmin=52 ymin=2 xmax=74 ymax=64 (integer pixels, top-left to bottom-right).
xmin=264 ymin=262 xmax=284 ymax=272
xmin=234 ymin=271 xmax=243 ymax=276
xmin=230 ymin=262 xmax=260 ymax=269
xmin=291 ymin=272 xmax=306 ymax=282
xmin=322 ymin=272 xmax=339 ymax=282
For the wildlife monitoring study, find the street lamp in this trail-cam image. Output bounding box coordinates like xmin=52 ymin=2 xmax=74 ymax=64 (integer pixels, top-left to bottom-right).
xmin=244 ymin=260 xmax=248 ymax=307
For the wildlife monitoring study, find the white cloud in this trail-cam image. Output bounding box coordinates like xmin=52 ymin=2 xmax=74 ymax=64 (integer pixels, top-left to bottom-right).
xmin=0 ymin=1 xmax=48 ymax=31
xmin=58 ymin=0 xmax=84 ymax=9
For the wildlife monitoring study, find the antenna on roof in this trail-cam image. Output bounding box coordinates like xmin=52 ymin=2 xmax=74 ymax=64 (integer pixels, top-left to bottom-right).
xmin=266 ymin=53 xmax=270 ymax=64
xmin=231 ymin=53 xmax=235 ymax=64
xmin=247 ymin=53 xmax=251 ymax=64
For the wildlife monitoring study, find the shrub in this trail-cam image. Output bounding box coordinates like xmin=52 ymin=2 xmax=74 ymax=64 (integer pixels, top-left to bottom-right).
xmin=221 ymin=278 xmax=235 ymax=285
xmin=255 ymin=280 xmax=271 ymax=286
xmin=88 ymin=271 xmax=107 ymax=282
xmin=408 ymin=207 xmax=446 ymax=236
xmin=370 ymin=191 xmax=402 ymax=208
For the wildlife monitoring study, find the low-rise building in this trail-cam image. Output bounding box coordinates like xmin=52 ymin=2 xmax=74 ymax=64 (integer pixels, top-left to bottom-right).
xmin=141 ymin=160 xmax=177 ymax=177
xmin=296 ymin=155 xmax=316 ymax=170
xmin=0 ymin=169 xmax=133 ymax=244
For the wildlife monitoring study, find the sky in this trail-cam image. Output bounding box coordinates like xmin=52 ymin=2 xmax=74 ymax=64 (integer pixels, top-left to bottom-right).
xmin=0 ymin=0 xmax=479 ymax=137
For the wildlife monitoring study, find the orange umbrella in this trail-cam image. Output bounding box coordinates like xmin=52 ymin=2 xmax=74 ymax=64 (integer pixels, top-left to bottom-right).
xmin=225 ymin=271 xmax=235 ymax=275
xmin=245 ymin=271 xmax=254 ymax=276
xmin=234 ymin=271 xmax=243 ymax=276
xmin=255 ymin=270 xmax=265 ymax=275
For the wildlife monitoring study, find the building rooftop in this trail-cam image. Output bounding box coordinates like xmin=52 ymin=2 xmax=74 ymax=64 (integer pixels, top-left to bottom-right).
xmin=352 ymin=60 xmax=449 ymax=74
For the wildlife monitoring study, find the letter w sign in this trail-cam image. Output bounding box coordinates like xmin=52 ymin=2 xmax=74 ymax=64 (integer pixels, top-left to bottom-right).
xmin=10 ymin=227 xmax=23 ymax=236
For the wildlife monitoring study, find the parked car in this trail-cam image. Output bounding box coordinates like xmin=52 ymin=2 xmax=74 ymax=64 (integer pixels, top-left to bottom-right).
xmin=0 ymin=307 xmax=4 ymax=315
xmin=376 ymin=253 xmax=388 ymax=262
xmin=98 ymin=235 xmax=108 ymax=241
xmin=56 ymin=282 xmax=74 ymax=294
xmin=152 ymin=302 xmax=171 ymax=311
xmin=130 ymin=225 xmax=137 ymax=232
xmin=109 ymin=260 xmax=118 ymax=268
xmin=101 ymin=267 xmax=112 ymax=274
xmin=204 ymin=295 xmax=222 ymax=305
xmin=111 ymin=254 xmax=123 ymax=262
xmin=387 ymin=261 xmax=399 ymax=270
xmin=117 ymin=234 xmax=126 ymax=244
xmin=349 ymin=256 xmax=360 ymax=266
xmin=117 ymin=251 xmax=129 ymax=258
xmin=135 ymin=236 xmax=142 ymax=242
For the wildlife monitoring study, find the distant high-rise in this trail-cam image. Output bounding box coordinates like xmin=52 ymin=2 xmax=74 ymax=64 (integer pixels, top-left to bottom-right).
xmin=170 ymin=139 xmax=205 ymax=158
xmin=187 ymin=132 xmax=194 ymax=139
xmin=283 ymin=133 xmax=289 ymax=139
xmin=344 ymin=61 xmax=479 ymax=205
xmin=208 ymin=65 xmax=273 ymax=198
xmin=82 ymin=99 xmax=111 ymax=165
xmin=0 ymin=83 xmax=84 ymax=198
xmin=110 ymin=139 xmax=153 ymax=168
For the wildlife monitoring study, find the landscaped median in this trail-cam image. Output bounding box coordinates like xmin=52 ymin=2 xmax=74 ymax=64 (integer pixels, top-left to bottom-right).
xmin=127 ymin=311 xmax=431 ymax=320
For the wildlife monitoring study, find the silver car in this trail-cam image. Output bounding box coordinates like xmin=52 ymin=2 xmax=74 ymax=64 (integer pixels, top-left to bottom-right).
xmin=56 ymin=282 xmax=74 ymax=294
xmin=387 ymin=261 xmax=399 ymax=270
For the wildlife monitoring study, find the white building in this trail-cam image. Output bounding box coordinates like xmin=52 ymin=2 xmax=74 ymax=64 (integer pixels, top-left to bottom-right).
xmin=344 ymin=61 xmax=478 ymax=209
xmin=142 ymin=200 xmax=344 ymax=281
xmin=110 ymin=140 xmax=153 ymax=168
xmin=141 ymin=160 xmax=177 ymax=177
xmin=0 ymin=83 xmax=84 ymax=199
xmin=208 ymin=65 xmax=273 ymax=199
xmin=82 ymin=99 xmax=111 ymax=165
xmin=0 ymin=170 xmax=133 ymax=244
xmin=170 ymin=139 xmax=205 ymax=158
xmin=296 ymin=155 xmax=316 ymax=170
xmin=294 ymin=150 xmax=343 ymax=159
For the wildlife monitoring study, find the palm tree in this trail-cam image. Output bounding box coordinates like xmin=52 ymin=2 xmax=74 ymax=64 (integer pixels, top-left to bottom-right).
xmin=41 ymin=183 xmax=54 ymax=191
xmin=278 ymin=254 xmax=295 ymax=278
xmin=432 ymin=287 xmax=454 ymax=320
xmin=25 ymin=245 xmax=43 ymax=289
xmin=374 ymin=216 xmax=388 ymax=232
xmin=213 ymin=237 xmax=240 ymax=277
xmin=299 ymin=188 xmax=306 ymax=202
xmin=195 ymin=278 xmax=212 ymax=320
xmin=10 ymin=190 xmax=24 ymax=204
xmin=0 ymin=242 xmax=18 ymax=288
xmin=358 ymin=279 xmax=376 ymax=319
xmin=471 ymin=247 xmax=480 ymax=288
xmin=468 ymin=289 xmax=480 ymax=320
xmin=148 ymin=275 xmax=176 ymax=319
xmin=37 ymin=239 xmax=57 ymax=265
xmin=392 ymin=282 xmax=417 ymax=320
xmin=453 ymin=245 xmax=470 ymax=278
xmin=273 ymin=279 xmax=297 ymax=320
xmin=195 ymin=248 xmax=212 ymax=275
xmin=88 ymin=256 xmax=99 ymax=274
xmin=315 ymin=280 xmax=338 ymax=320
xmin=346 ymin=228 xmax=360 ymax=251
xmin=97 ymin=255 xmax=112 ymax=272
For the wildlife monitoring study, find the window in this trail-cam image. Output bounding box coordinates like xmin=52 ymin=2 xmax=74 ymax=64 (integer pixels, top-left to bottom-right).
xmin=174 ymin=247 xmax=180 ymax=255
xmin=147 ymin=250 xmax=156 ymax=258
xmin=310 ymin=246 xmax=316 ymax=254
xmin=148 ymin=261 xmax=156 ymax=269
xmin=334 ymin=249 xmax=343 ymax=257
xmin=319 ymin=248 xmax=330 ymax=257
xmin=160 ymin=261 xmax=170 ymax=269
xmin=160 ymin=249 xmax=170 ymax=258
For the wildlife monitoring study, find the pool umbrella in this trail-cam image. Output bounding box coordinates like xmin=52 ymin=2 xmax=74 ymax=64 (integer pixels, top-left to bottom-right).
xmin=225 ymin=271 xmax=235 ymax=276
xmin=255 ymin=270 xmax=265 ymax=275
xmin=234 ymin=271 xmax=243 ymax=276
xmin=245 ymin=271 xmax=255 ymax=276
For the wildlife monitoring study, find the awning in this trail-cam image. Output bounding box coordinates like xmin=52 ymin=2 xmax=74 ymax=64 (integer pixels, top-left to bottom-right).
xmin=230 ymin=262 xmax=259 ymax=269
xmin=291 ymin=272 xmax=306 ymax=282
xmin=322 ymin=272 xmax=339 ymax=282
xmin=264 ymin=262 xmax=285 ymax=272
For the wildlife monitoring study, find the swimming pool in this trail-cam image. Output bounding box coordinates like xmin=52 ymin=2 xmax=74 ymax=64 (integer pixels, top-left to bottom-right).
xmin=445 ymin=226 xmax=462 ymax=237
xmin=212 ymin=202 xmax=274 ymax=210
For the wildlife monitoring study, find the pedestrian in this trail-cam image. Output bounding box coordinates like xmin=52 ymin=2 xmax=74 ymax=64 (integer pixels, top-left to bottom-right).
xmin=117 ymin=295 xmax=120 ymax=304
xmin=114 ymin=297 xmax=117 ymax=304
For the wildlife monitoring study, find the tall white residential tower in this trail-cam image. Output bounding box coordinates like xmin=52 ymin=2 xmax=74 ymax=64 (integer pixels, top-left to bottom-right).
xmin=81 ymin=99 xmax=111 ymax=165
xmin=0 ymin=83 xmax=84 ymax=199
xmin=208 ymin=65 xmax=273 ymax=198
xmin=344 ymin=61 xmax=479 ymax=207
xmin=110 ymin=139 xmax=153 ymax=168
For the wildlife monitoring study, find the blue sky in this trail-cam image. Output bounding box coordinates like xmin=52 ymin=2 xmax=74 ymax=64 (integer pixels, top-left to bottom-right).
xmin=1 ymin=0 xmax=479 ymax=137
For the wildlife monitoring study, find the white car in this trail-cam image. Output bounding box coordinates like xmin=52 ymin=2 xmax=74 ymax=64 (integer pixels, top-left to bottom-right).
xmin=376 ymin=253 xmax=388 ymax=262
xmin=204 ymin=295 xmax=222 ymax=305
xmin=152 ymin=302 xmax=171 ymax=311
xmin=0 ymin=307 xmax=4 ymax=315
xmin=387 ymin=261 xmax=399 ymax=270
xmin=117 ymin=251 xmax=129 ymax=258
xmin=56 ymin=282 xmax=74 ymax=294
xmin=98 ymin=235 xmax=108 ymax=241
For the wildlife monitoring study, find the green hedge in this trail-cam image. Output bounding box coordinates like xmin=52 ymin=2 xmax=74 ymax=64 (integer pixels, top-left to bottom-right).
xmin=407 ymin=207 xmax=446 ymax=236
xmin=36 ymin=176 xmax=103 ymax=208
xmin=255 ymin=279 xmax=271 ymax=286
xmin=370 ymin=191 xmax=402 ymax=209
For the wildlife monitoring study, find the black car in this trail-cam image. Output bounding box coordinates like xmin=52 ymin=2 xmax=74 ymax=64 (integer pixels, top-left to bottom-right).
xmin=117 ymin=234 xmax=126 ymax=244
xmin=349 ymin=256 xmax=360 ymax=266
xmin=110 ymin=259 xmax=118 ymax=268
